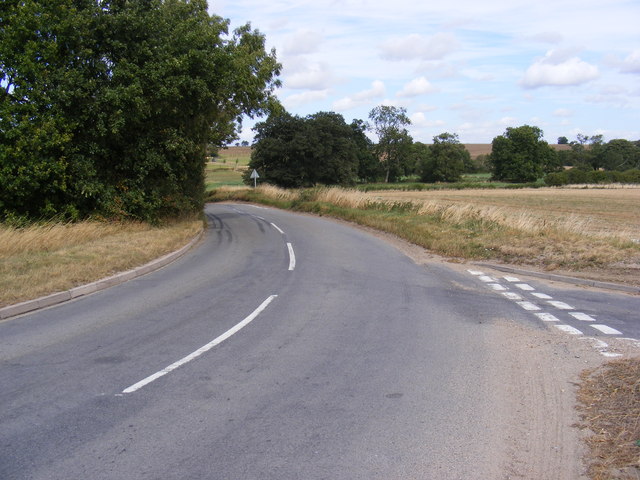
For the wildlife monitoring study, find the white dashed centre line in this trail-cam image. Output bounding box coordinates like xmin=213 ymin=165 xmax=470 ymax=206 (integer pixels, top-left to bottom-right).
xmin=287 ymin=243 xmax=296 ymax=271
xmin=270 ymin=222 xmax=285 ymax=234
xmin=122 ymin=295 xmax=278 ymax=394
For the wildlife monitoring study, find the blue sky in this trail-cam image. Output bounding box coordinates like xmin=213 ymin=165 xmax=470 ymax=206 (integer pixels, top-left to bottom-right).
xmin=212 ymin=0 xmax=640 ymax=144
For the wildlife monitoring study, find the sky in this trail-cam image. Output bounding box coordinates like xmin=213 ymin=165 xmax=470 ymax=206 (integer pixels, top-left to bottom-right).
xmin=211 ymin=0 xmax=640 ymax=145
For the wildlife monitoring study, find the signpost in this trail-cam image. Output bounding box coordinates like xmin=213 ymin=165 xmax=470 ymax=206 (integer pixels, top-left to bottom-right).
xmin=250 ymin=169 xmax=260 ymax=188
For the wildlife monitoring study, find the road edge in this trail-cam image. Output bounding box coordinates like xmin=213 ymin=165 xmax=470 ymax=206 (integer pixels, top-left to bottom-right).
xmin=0 ymin=229 xmax=205 ymax=320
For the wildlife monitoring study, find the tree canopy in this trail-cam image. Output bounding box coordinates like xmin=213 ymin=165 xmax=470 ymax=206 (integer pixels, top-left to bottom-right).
xmin=0 ymin=0 xmax=281 ymax=221
xmin=490 ymin=125 xmax=557 ymax=182
xmin=246 ymin=111 xmax=366 ymax=188
xmin=420 ymin=132 xmax=469 ymax=182
xmin=368 ymin=105 xmax=413 ymax=183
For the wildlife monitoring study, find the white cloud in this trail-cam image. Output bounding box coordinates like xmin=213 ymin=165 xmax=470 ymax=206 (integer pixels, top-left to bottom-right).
xmin=521 ymin=50 xmax=599 ymax=88
xmin=284 ymin=62 xmax=334 ymax=90
xmin=379 ymin=32 xmax=459 ymax=61
xmin=283 ymin=29 xmax=323 ymax=55
xmin=283 ymin=90 xmax=330 ymax=109
xmin=619 ymin=50 xmax=640 ymax=74
xmin=553 ymin=108 xmax=573 ymax=117
xmin=410 ymin=112 xmax=445 ymax=128
xmin=397 ymin=77 xmax=437 ymax=97
xmin=332 ymin=80 xmax=385 ymax=111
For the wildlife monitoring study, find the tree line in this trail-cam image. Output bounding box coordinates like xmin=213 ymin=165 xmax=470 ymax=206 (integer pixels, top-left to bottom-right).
xmin=1 ymin=0 xmax=280 ymax=222
xmin=247 ymin=106 xmax=640 ymax=188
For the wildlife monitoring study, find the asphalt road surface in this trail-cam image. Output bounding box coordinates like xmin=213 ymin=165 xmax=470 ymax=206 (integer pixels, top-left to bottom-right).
xmin=1 ymin=203 xmax=638 ymax=479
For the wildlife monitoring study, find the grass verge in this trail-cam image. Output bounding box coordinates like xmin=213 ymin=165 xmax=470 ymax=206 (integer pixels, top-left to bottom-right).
xmin=207 ymin=185 xmax=640 ymax=286
xmin=577 ymin=357 xmax=640 ymax=479
xmin=0 ymin=216 xmax=203 ymax=307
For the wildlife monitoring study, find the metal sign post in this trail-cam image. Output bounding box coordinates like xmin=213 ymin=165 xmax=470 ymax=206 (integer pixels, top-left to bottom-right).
xmin=250 ymin=169 xmax=260 ymax=188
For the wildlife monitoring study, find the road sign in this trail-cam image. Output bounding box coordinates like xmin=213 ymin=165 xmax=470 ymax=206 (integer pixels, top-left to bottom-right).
xmin=250 ymin=169 xmax=259 ymax=188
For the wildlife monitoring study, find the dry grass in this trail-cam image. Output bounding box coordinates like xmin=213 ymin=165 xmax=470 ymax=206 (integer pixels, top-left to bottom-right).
xmin=0 ymin=218 xmax=202 ymax=307
xmin=577 ymin=358 xmax=640 ymax=480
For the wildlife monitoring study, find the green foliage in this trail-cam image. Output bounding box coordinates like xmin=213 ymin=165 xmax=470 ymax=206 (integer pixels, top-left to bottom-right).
xmin=490 ymin=125 xmax=557 ymax=182
xmin=0 ymin=0 xmax=281 ymax=221
xmin=420 ymin=132 xmax=469 ymax=182
xmin=245 ymin=111 xmax=364 ymax=188
xmin=368 ymin=105 xmax=413 ymax=183
xmin=545 ymin=168 xmax=640 ymax=186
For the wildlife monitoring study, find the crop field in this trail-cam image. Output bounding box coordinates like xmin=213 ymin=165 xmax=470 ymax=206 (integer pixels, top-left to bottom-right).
xmin=372 ymin=186 xmax=640 ymax=240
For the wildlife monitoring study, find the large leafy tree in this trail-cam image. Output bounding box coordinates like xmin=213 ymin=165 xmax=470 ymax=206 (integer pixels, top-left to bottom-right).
xmin=246 ymin=111 xmax=363 ymax=188
xmin=420 ymin=132 xmax=469 ymax=182
xmin=490 ymin=125 xmax=557 ymax=182
xmin=368 ymin=105 xmax=413 ymax=183
xmin=0 ymin=0 xmax=280 ymax=221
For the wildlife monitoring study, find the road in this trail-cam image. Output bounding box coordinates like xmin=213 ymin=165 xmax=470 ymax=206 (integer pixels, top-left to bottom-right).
xmin=1 ymin=203 xmax=638 ymax=479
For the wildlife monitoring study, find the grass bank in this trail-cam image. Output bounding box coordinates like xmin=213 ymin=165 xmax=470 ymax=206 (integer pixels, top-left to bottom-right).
xmin=207 ymin=185 xmax=640 ymax=286
xmin=0 ymin=216 xmax=203 ymax=307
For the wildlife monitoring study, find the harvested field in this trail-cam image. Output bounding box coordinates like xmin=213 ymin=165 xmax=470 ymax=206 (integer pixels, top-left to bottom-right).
xmin=373 ymin=187 xmax=640 ymax=241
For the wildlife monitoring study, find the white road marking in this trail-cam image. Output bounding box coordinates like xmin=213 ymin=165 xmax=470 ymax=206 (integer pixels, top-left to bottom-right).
xmin=488 ymin=283 xmax=507 ymax=291
xmin=270 ymin=222 xmax=285 ymax=235
xmin=517 ymin=301 xmax=541 ymax=311
xmin=515 ymin=283 xmax=535 ymax=291
xmin=122 ymin=295 xmax=278 ymax=394
xmin=287 ymin=243 xmax=296 ymax=271
xmin=547 ymin=300 xmax=574 ymax=310
xmin=535 ymin=313 xmax=560 ymax=322
xmin=531 ymin=292 xmax=553 ymax=300
xmin=580 ymin=338 xmax=622 ymax=357
xmin=554 ymin=324 xmax=583 ymax=335
xmin=503 ymin=292 xmax=523 ymax=300
xmin=503 ymin=276 xmax=520 ymax=282
xmin=467 ymin=270 xmax=484 ymax=275
xmin=479 ymin=275 xmax=495 ymax=283
xmin=591 ymin=324 xmax=623 ymax=335
xmin=570 ymin=312 xmax=596 ymax=322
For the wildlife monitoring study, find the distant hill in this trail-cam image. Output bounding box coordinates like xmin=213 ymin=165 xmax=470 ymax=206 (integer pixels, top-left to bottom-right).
xmin=219 ymin=144 xmax=571 ymax=159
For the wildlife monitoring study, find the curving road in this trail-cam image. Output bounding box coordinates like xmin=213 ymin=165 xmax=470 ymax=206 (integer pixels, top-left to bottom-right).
xmin=1 ymin=203 xmax=638 ymax=479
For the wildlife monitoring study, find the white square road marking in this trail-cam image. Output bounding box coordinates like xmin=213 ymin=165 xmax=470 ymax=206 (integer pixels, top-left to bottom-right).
xmin=515 ymin=283 xmax=535 ymax=291
xmin=502 ymin=292 xmax=523 ymax=300
xmin=488 ymin=283 xmax=507 ymax=291
xmin=467 ymin=270 xmax=484 ymax=275
xmin=554 ymin=325 xmax=583 ymax=335
xmin=531 ymin=292 xmax=553 ymax=299
xmin=479 ymin=275 xmax=496 ymax=283
xmin=517 ymin=301 xmax=541 ymax=311
xmin=503 ymin=276 xmax=520 ymax=282
xmin=591 ymin=325 xmax=622 ymax=335
xmin=535 ymin=313 xmax=560 ymax=322
xmin=547 ymin=301 xmax=574 ymax=310
xmin=569 ymin=312 xmax=596 ymax=322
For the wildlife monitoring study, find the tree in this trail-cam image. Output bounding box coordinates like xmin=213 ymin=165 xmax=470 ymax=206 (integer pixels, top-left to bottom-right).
xmin=420 ymin=133 xmax=469 ymax=182
xmin=490 ymin=125 xmax=557 ymax=182
xmin=368 ymin=105 xmax=413 ymax=182
xmin=598 ymin=139 xmax=640 ymax=171
xmin=246 ymin=111 xmax=363 ymax=188
xmin=0 ymin=0 xmax=281 ymax=221
xmin=557 ymin=136 xmax=569 ymax=145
